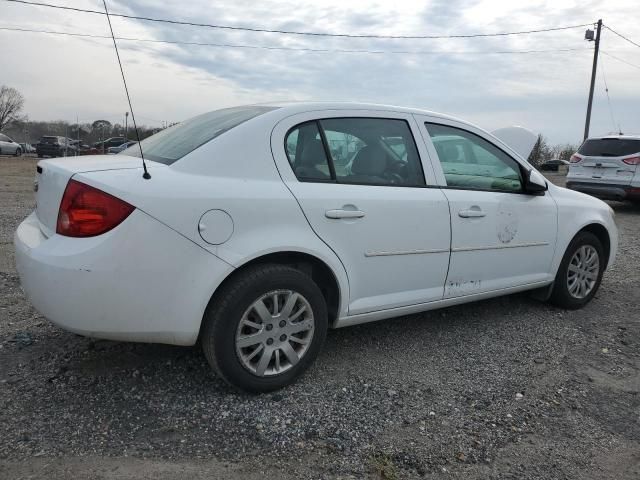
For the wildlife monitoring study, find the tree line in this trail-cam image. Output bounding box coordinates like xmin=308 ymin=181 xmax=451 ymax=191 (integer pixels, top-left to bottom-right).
xmin=0 ymin=84 xmax=162 ymax=145
xmin=527 ymin=134 xmax=579 ymax=166
xmin=2 ymin=83 xmax=580 ymax=159
xmin=3 ymin=118 xmax=160 ymax=146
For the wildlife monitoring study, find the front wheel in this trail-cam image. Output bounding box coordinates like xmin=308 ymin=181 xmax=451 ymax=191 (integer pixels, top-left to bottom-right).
xmin=550 ymin=231 xmax=605 ymax=309
xmin=14 ymin=148 xmax=22 ymax=156
xmin=201 ymin=264 xmax=328 ymax=392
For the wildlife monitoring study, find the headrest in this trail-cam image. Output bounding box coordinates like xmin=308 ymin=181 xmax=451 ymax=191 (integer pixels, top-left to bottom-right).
xmin=299 ymin=140 xmax=326 ymax=167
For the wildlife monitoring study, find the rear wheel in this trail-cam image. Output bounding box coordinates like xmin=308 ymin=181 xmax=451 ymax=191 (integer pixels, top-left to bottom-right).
xmin=550 ymin=231 xmax=605 ymax=309
xmin=201 ymin=264 xmax=328 ymax=392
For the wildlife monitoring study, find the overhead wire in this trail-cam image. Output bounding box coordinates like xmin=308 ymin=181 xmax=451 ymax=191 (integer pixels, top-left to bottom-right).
xmin=601 ymin=50 xmax=640 ymax=70
xmin=0 ymin=25 xmax=593 ymax=56
xmin=3 ymin=0 xmax=592 ymax=40
xmin=604 ymin=24 xmax=640 ymax=49
xmin=598 ymin=54 xmax=619 ymax=133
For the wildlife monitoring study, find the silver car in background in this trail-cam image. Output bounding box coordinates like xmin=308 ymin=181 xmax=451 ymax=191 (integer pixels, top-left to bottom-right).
xmin=108 ymin=141 xmax=137 ymax=154
xmin=0 ymin=133 xmax=22 ymax=156
xmin=567 ymin=135 xmax=640 ymax=203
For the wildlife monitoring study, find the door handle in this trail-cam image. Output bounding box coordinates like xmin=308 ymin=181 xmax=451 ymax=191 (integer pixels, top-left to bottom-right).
xmin=325 ymin=209 xmax=365 ymax=219
xmin=458 ymin=207 xmax=486 ymax=218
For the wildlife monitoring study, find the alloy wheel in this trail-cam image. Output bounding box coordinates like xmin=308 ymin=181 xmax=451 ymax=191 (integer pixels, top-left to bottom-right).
xmin=567 ymin=245 xmax=599 ymax=299
xmin=235 ymin=289 xmax=314 ymax=377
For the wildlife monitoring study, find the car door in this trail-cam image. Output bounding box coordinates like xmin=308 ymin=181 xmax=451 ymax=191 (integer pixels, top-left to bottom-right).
xmin=271 ymin=110 xmax=451 ymax=315
xmin=415 ymin=116 xmax=557 ymax=297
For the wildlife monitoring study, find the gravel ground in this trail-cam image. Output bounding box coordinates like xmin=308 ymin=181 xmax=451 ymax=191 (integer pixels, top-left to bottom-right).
xmin=1 ymin=156 xmax=639 ymax=479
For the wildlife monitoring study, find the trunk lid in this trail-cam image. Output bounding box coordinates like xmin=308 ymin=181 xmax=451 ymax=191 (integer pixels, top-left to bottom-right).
xmin=35 ymin=155 xmax=158 ymax=236
xmin=570 ymin=137 xmax=640 ymax=185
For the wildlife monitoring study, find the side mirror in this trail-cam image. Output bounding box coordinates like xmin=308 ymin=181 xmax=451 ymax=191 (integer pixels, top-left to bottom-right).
xmin=525 ymin=169 xmax=548 ymax=194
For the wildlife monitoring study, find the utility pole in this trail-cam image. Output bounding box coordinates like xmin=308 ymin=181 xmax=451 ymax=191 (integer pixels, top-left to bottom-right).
xmin=125 ymin=111 xmax=129 ymax=142
xmin=584 ymin=19 xmax=602 ymax=141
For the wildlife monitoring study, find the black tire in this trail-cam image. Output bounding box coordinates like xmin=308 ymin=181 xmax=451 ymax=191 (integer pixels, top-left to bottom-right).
xmin=201 ymin=264 xmax=328 ymax=393
xmin=549 ymin=231 xmax=605 ymax=309
xmin=37 ymin=154 xmax=43 ymax=158
xmin=15 ymin=148 xmax=21 ymax=157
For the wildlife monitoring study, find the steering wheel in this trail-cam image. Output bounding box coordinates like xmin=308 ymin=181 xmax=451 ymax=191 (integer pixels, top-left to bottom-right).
xmin=383 ymin=160 xmax=408 ymax=184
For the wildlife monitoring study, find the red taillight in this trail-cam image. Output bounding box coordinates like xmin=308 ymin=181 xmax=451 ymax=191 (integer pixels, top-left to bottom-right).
xmin=56 ymin=179 xmax=134 ymax=237
xmin=569 ymin=154 xmax=582 ymax=163
xmin=622 ymin=156 xmax=640 ymax=165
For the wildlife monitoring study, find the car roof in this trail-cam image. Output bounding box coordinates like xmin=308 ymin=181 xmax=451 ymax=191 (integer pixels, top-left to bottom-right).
xmin=258 ymin=101 xmax=468 ymax=124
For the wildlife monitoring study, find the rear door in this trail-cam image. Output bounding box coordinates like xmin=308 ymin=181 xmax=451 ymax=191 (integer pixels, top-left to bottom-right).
xmin=570 ymin=137 xmax=640 ymax=186
xmin=271 ymin=110 xmax=451 ymax=315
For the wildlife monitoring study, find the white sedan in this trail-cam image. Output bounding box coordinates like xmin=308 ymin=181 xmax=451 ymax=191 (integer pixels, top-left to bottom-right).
xmin=14 ymin=103 xmax=617 ymax=392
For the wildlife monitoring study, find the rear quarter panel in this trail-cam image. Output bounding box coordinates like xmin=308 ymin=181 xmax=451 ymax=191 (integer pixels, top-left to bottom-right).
xmin=74 ymin=118 xmax=351 ymax=319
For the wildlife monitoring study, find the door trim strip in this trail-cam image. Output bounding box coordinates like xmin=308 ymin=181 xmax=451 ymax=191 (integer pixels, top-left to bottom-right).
xmin=452 ymin=241 xmax=549 ymax=253
xmin=365 ymin=248 xmax=449 ymax=257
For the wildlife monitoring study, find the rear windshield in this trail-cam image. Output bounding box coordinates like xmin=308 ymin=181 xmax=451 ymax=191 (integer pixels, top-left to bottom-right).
xmin=123 ymin=106 xmax=278 ymax=164
xmin=41 ymin=136 xmax=60 ymax=144
xmin=578 ymin=138 xmax=640 ymax=157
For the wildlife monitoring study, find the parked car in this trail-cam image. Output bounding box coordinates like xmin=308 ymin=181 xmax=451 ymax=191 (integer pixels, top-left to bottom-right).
xmin=19 ymin=143 xmax=36 ymax=154
xmin=0 ymin=133 xmax=22 ymax=155
xmin=108 ymin=141 xmax=137 ymax=154
xmin=15 ymin=103 xmax=618 ymax=392
xmin=566 ymin=135 xmax=640 ymax=203
xmin=93 ymin=137 xmax=125 ymax=152
xmin=36 ymin=136 xmax=76 ymax=158
xmin=539 ymin=159 xmax=570 ymax=172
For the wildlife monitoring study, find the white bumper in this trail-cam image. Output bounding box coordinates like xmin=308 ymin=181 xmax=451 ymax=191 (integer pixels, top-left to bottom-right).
xmin=14 ymin=210 xmax=234 ymax=345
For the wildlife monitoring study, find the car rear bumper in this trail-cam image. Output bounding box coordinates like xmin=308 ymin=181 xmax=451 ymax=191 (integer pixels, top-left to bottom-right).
xmin=14 ymin=210 xmax=234 ymax=345
xmin=566 ymin=181 xmax=640 ymax=201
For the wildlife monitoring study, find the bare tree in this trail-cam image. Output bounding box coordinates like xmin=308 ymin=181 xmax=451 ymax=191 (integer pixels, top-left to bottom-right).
xmin=0 ymin=86 xmax=25 ymax=131
xmin=527 ymin=134 xmax=552 ymax=166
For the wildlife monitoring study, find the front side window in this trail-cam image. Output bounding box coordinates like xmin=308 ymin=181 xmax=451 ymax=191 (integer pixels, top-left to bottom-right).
xmin=285 ymin=117 xmax=425 ymax=187
xmin=0 ymin=134 xmax=9 ymax=142
xmin=426 ymin=123 xmax=523 ymax=192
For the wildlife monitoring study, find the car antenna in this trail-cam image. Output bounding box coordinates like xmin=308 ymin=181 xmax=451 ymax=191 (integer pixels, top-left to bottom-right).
xmin=102 ymin=0 xmax=150 ymax=180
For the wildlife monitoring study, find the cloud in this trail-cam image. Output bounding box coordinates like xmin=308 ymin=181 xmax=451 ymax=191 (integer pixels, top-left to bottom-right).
xmin=1 ymin=0 xmax=638 ymax=143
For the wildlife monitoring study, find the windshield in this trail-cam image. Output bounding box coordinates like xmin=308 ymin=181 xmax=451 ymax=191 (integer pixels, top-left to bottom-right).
xmin=123 ymin=106 xmax=278 ymax=164
xmin=578 ymin=138 xmax=640 ymax=157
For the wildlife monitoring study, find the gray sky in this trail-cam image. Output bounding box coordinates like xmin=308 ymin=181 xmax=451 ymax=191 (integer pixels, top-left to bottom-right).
xmin=1 ymin=0 xmax=639 ymax=144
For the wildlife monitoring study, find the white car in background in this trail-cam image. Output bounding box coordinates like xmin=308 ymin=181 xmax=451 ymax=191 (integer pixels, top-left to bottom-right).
xmin=14 ymin=103 xmax=618 ymax=392
xmin=108 ymin=141 xmax=137 ymax=154
xmin=0 ymin=133 xmax=22 ymax=155
xmin=567 ymin=135 xmax=640 ymax=203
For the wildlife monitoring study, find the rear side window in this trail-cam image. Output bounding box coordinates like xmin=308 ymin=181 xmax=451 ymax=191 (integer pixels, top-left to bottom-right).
xmin=578 ymin=138 xmax=640 ymax=157
xmin=285 ymin=122 xmax=333 ymax=181
xmin=124 ymin=106 xmax=278 ymax=165
xmin=285 ymin=117 xmax=425 ymax=187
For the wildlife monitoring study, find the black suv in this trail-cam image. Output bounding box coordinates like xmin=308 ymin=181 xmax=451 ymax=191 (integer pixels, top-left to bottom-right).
xmin=36 ymin=136 xmax=76 ymax=158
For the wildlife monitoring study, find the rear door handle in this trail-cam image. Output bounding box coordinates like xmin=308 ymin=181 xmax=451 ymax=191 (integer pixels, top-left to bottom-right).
xmin=325 ymin=209 xmax=365 ymax=219
xmin=458 ymin=208 xmax=486 ymax=218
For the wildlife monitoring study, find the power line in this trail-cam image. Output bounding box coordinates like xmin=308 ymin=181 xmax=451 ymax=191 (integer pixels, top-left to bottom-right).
xmin=601 ymin=50 xmax=640 ymax=70
xmin=3 ymin=0 xmax=592 ymax=40
xmin=599 ymin=55 xmax=619 ymax=133
xmin=604 ymin=24 xmax=640 ymax=49
xmin=0 ymin=25 xmax=593 ymax=56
